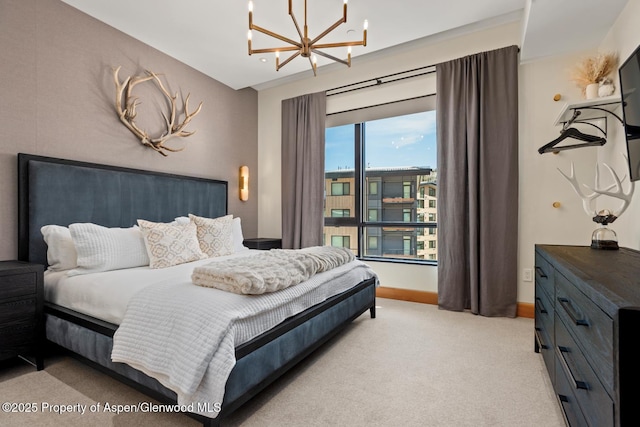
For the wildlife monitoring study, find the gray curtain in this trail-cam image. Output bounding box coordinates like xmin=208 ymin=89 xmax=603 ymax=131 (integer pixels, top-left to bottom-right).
xmin=281 ymin=91 xmax=327 ymax=249
xmin=436 ymin=45 xmax=519 ymax=317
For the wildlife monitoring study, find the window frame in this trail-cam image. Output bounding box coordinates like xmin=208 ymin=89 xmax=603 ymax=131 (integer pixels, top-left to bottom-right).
xmin=324 ymin=122 xmax=437 ymax=266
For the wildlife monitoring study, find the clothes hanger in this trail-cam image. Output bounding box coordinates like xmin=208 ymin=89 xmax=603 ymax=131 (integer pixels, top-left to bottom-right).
xmin=538 ymin=127 xmax=606 ymax=154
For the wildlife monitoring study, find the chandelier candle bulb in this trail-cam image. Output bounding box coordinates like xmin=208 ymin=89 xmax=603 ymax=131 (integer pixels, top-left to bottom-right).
xmin=364 ymin=20 xmax=368 ymax=45
xmin=248 ymin=1 xmax=253 ymax=27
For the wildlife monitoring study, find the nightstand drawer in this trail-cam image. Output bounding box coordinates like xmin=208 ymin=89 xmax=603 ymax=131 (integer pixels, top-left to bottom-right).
xmin=1 ymin=272 xmax=38 ymax=299
xmin=0 ymin=322 xmax=36 ymax=359
xmin=555 ymin=272 xmax=613 ymax=392
xmin=0 ymin=298 xmax=37 ymax=325
xmin=556 ymin=315 xmax=614 ymax=427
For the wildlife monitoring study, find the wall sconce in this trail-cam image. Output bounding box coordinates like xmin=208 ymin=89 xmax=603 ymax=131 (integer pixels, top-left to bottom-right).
xmin=239 ymin=166 xmax=249 ymax=201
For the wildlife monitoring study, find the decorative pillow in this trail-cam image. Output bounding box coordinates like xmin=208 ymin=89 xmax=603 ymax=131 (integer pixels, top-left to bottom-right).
xmin=232 ymin=217 xmax=249 ymax=252
xmin=67 ymin=223 xmax=150 ymax=276
xmin=40 ymin=225 xmax=78 ymax=271
xmin=189 ymin=214 xmax=234 ymax=257
xmin=137 ymin=219 xmax=206 ymax=269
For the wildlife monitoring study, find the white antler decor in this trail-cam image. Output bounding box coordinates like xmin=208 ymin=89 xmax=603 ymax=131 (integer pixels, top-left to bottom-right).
xmin=557 ymin=154 xmax=634 ymax=225
xmin=113 ymin=66 xmax=203 ymax=156
xmin=558 ymin=154 xmax=634 ymax=250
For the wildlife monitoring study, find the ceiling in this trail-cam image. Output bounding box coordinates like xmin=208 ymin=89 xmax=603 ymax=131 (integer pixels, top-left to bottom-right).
xmin=60 ymin=0 xmax=630 ymax=91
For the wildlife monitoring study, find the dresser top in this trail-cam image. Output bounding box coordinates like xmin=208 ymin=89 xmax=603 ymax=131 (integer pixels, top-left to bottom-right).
xmin=536 ymin=245 xmax=640 ymax=315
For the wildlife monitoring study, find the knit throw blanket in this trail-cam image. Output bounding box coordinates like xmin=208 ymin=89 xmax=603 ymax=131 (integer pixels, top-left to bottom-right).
xmin=192 ymin=246 xmax=355 ymax=294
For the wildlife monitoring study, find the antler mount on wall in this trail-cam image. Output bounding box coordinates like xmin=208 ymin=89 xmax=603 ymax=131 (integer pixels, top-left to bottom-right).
xmin=113 ymin=66 xmax=203 ymax=156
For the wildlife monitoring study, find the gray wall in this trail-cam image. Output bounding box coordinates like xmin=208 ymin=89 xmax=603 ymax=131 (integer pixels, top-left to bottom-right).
xmin=0 ymin=0 xmax=259 ymax=260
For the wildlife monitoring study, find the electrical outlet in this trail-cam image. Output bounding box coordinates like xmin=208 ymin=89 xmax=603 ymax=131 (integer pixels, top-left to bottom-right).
xmin=523 ymin=268 xmax=533 ymax=282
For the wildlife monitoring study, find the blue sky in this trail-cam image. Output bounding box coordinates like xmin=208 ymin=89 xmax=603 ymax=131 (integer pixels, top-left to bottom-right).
xmin=325 ymin=110 xmax=437 ymax=171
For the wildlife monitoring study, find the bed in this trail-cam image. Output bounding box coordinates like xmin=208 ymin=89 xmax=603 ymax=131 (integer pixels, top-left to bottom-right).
xmin=17 ymin=153 xmax=377 ymax=426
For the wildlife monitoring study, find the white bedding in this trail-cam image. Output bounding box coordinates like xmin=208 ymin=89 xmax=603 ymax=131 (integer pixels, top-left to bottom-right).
xmin=44 ymin=254 xmax=244 ymax=325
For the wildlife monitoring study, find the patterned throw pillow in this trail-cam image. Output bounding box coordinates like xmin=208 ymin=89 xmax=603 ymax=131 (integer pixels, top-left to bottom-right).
xmin=137 ymin=219 xmax=206 ymax=269
xmin=189 ymin=214 xmax=234 ymax=257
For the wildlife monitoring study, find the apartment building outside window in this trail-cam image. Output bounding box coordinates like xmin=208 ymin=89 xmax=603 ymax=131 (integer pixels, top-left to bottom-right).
xmin=324 ymin=110 xmax=437 ymax=263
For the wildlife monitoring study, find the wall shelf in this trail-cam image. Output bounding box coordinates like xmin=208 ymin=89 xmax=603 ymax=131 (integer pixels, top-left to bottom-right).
xmin=538 ymin=95 xmax=624 ymax=154
xmin=553 ymin=94 xmax=622 ymax=127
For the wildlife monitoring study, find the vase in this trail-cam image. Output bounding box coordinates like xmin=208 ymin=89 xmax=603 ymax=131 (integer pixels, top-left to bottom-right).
xmin=585 ymin=83 xmax=599 ymax=99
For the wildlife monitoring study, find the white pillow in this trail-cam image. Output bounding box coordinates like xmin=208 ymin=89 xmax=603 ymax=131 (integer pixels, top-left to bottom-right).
xmin=174 ymin=216 xmax=191 ymax=225
xmin=232 ymin=217 xmax=249 ymax=252
xmin=67 ymin=223 xmax=150 ymax=276
xmin=189 ymin=214 xmax=234 ymax=257
xmin=40 ymin=225 xmax=78 ymax=271
xmin=138 ymin=219 xmax=206 ymax=269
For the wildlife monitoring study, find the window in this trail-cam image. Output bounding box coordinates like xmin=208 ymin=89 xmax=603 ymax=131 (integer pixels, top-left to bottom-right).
xmin=428 ymin=240 xmax=436 ymax=249
xmin=331 ymin=209 xmax=350 ymax=217
xmin=331 ymin=182 xmax=350 ymax=196
xmin=403 ymin=182 xmax=411 ymax=199
xmin=403 ymin=236 xmax=411 ymax=255
xmin=325 ymin=110 xmax=437 ymax=263
xmin=331 ymin=235 xmax=351 ymax=248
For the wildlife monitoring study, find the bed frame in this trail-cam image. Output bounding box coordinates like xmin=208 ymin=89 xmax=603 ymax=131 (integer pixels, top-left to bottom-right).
xmin=17 ymin=153 xmax=376 ymax=426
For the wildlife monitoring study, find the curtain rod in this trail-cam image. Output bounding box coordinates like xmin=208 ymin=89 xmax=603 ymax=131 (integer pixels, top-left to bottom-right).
xmin=326 ymin=45 xmax=520 ymax=97
xmin=326 ymin=93 xmax=436 ymax=116
xmin=326 ymin=65 xmax=436 ymax=97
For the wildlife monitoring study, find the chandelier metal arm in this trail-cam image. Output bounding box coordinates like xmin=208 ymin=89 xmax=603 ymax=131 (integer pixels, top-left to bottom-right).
xmin=288 ymin=7 xmax=304 ymax=41
xmin=307 ymin=56 xmax=317 ymax=77
xmin=312 ymin=49 xmax=349 ymax=67
xmin=313 ymin=40 xmax=365 ymax=50
xmin=277 ymin=51 xmax=302 ymax=71
xmin=309 ymin=16 xmax=347 ymax=47
xmin=250 ymin=23 xmax=302 ymax=48
xmin=251 ymin=46 xmax=299 ymax=55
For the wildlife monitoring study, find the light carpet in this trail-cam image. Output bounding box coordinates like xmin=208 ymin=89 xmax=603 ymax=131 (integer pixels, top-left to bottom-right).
xmin=0 ymin=298 xmax=564 ymax=426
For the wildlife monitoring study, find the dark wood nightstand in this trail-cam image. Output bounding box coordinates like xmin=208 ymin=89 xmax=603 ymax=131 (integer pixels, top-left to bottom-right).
xmin=243 ymin=238 xmax=282 ymax=250
xmin=0 ymin=261 xmax=44 ymax=370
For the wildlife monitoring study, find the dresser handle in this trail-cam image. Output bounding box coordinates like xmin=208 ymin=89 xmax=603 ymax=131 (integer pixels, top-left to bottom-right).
xmin=534 ymin=329 xmax=548 ymax=350
xmin=535 ymin=267 xmax=547 ymax=279
xmin=557 ymin=297 xmax=589 ymax=326
xmin=556 ymin=346 xmax=589 ymax=390
xmin=535 ymin=297 xmax=547 ymax=314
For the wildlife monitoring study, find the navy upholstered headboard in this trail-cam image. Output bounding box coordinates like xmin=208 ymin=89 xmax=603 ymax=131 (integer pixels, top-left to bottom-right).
xmin=17 ymin=153 xmax=228 ymax=266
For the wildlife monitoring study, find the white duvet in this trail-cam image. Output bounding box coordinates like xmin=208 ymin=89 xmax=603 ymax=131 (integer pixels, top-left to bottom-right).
xmin=44 ymin=250 xmax=378 ymax=419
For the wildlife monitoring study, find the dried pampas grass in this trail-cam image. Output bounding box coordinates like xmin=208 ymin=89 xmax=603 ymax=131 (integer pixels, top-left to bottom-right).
xmin=570 ymin=52 xmax=618 ymax=95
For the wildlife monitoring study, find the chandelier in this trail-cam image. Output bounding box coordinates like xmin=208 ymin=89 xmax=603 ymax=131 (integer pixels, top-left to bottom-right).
xmin=247 ymin=0 xmax=368 ymax=76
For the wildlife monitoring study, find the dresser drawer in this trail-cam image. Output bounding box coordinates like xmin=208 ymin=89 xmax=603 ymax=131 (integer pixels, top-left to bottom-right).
xmin=555 ymin=272 xmax=614 ymax=392
xmin=556 ymin=314 xmax=614 ymax=427
xmin=535 ymin=251 xmax=554 ymax=297
xmin=0 ymin=272 xmax=37 ymax=300
xmin=0 ymin=298 xmax=36 ymax=325
xmin=555 ymin=354 xmax=589 ymax=427
xmin=535 ymin=282 xmax=554 ymax=336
